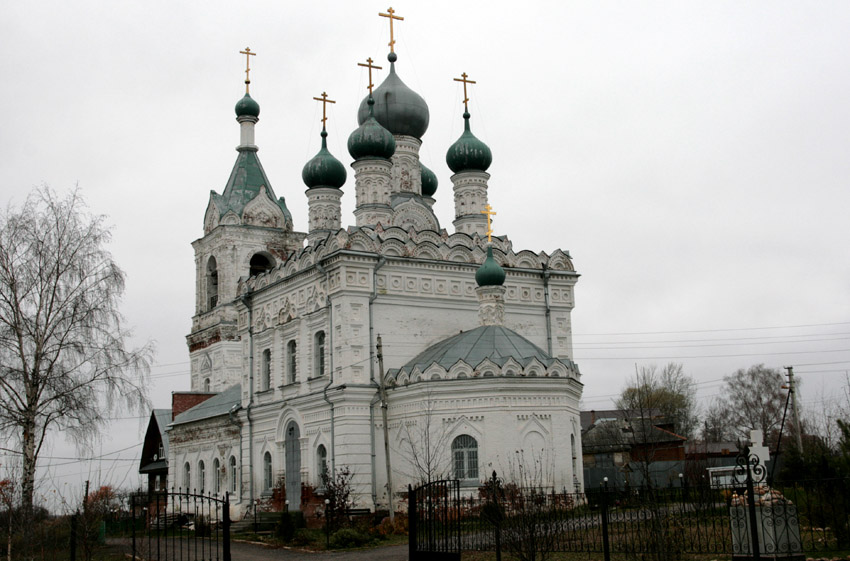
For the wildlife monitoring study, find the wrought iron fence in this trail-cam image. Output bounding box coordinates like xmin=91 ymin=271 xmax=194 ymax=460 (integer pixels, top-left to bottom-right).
xmin=130 ymin=489 xmax=231 ymax=561
xmin=416 ymin=471 xmax=849 ymax=560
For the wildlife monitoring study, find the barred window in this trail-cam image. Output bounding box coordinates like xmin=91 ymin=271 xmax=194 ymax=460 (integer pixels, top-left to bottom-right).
xmin=452 ymin=435 xmax=479 ymax=481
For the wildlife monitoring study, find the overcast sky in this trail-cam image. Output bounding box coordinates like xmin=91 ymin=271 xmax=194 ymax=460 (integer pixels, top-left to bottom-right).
xmin=2 ymin=1 xmax=849 ymax=506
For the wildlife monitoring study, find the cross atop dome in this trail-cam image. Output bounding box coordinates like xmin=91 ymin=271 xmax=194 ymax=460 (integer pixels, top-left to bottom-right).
xmin=312 ymin=92 xmax=336 ymax=129
xmin=379 ymin=7 xmax=404 ymax=54
xmin=358 ymin=58 xmax=383 ymax=95
xmin=454 ymin=72 xmax=477 ymax=112
xmin=239 ymin=47 xmax=256 ymax=94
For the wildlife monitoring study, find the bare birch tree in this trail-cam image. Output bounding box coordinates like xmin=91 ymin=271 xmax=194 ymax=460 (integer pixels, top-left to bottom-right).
xmin=0 ymin=186 xmax=153 ymax=515
xmin=395 ymin=391 xmax=450 ymax=484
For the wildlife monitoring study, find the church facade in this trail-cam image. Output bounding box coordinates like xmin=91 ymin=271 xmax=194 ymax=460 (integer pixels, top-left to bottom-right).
xmin=165 ymin=26 xmax=584 ymax=516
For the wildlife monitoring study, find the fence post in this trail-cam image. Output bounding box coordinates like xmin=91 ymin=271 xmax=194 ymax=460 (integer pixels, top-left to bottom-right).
xmin=130 ymin=493 xmax=136 ymax=561
xmin=223 ymin=492 xmax=231 ymax=561
xmin=744 ymin=453 xmax=760 ymax=561
xmin=601 ymin=477 xmax=611 ymax=561
xmin=70 ymin=510 xmax=78 ymax=561
xmin=408 ymin=484 xmax=417 ymax=560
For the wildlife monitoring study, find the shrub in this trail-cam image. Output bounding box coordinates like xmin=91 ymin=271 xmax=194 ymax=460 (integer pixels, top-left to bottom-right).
xmin=291 ymin=528 xmax=313 ymax=546
xmin=276 ymin=511 xmax=295 ymax=541
xmin=329 ymin=527 xmax=374 ymax=549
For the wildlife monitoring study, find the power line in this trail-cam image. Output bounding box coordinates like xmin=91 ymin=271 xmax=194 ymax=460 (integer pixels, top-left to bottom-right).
xmin=571 ymin=321 xmax=850 ymax=337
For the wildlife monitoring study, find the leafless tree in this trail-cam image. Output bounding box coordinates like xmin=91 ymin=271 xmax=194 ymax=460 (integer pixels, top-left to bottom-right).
xmin=0 ymin=186 xmax=153 ymax=515
xmin=395 ymin=391 xmax=450 ymax=484
xmin=618 ymin=363 xmax=699 ymax=439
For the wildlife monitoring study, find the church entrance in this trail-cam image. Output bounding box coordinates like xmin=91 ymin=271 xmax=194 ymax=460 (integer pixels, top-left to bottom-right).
xmin=284 ymin=421 xmax=300 ymax=511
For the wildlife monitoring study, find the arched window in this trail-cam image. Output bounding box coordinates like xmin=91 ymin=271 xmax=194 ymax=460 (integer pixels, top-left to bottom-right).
xmin=229 ymin=455 xmax=237 ymax=494
xmin=249 ymin=254 xmax=272 ymax=277
xmin=261 ymin=349 xmax=271 ymax=391
xmin=314 ymin=331 xmax=326 ymax=377
xmin=183 ymin=462 xmax=191 ymax=490
xmin=198 ymin=460 xmax=205 ymax=493
xmin=571 ymin=434 xmax=577 ymax=473
xmin=316 ymin=444 xmax=328 ymax=484
xmin=212 ymin=458 xmax=220 ymax=494
xmin=287 ymin=340 xmax=297 ymax=384
xmin=263 ymin=451 xmax=273 ymax=492
xmin=203 ymin=378 xmax=211 ymax=392
xmin=206 ymin=257 xmax=218 ymax=310
xmin=452 ymin=435 xmax=479 ymax=481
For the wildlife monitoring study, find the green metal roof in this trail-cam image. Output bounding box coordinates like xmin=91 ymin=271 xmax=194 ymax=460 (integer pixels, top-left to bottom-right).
xmin=476 ymin=245 xmax=506 ymax=287
xmin=446 ymin=112 xmax=492 ymax=173
xmin=171 ymin=384 xmax=241 ymax=425
xmin=401 ymin=325 xmax=555 ymax=372
xmin=212 ymin=150 xmax=291 ymax=222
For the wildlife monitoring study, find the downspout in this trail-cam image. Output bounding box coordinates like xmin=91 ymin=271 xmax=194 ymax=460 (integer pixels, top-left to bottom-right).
xmin=316 ymin=262 xmax=335 ymax=473
xmin=368 ymin=256 xmax=387 ymax=507
xmin=542 ymin=264 xmax=553 ymax=356
xmin=228 ymin=403 xmax=242 ymax=503
xmin=241 ymin=292 xmax=255 ymax=512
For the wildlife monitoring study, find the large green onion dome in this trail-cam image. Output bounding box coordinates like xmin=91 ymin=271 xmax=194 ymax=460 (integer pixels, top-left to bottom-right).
xmin=302 ymin=130 xmax=346 ymax=189
xmin=235 ymin=93 xmax=260 ymax=118
xmin=446 ymin=111 xmax=492 ymax=173
xmin=357 ymin=52 xmax=429 ymax=139
xmin=348 ymin=98 xmax=396 ymax=160
xmin=476 ymin=245 xmax=506 ymax=287
xmin=420 ymin=162 xmax=438 ymax=197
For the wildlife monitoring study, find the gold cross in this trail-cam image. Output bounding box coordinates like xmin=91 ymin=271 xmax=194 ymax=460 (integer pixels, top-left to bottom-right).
xmin=454 ymin=72 xmax=476 ymax=111
xmin=481 ymin=204 xmax=496 ymax=242
xmin=239 ymin=47 xmax=256 ymax=94
xmin=358 ymin=57 xmax=383 ymax=95
xmin=312 ymin=92 xmax=336 ymax=127
xmin=379 ymin=7 xmax=404 ymax=53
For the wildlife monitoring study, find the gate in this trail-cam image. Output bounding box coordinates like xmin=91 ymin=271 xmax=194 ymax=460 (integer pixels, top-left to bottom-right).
xmin=131 ymin=489 xmax=231 ymax=561
xmin=409 ymin=480 xmax=461 ymax=561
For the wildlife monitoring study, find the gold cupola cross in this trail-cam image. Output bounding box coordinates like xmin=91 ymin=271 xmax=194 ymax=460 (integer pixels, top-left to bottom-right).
xmin=454 ymin=72 xmax=477 ymax=112
xmin=239 ymin=47 xmax=256 ymax=93
xmin=358 ymin=57 xmax=383 ymax=95
xmin=379 ymin=7 xmax=404 ymax=53
xmin=312 ymin=92 xmax=336 ymax=128
xmin=481 ymin=204 xmax=496 ymax=242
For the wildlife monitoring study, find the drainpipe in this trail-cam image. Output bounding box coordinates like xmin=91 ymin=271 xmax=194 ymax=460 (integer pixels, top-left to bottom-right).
xmin=227 ymin=403 xmax=242 ymax=505
xmin=316 ymin=262 xmax=336 ymax=473
xmin=241 ymin=292 xmax=255 ymax=512
xmin=542 ymin=264 xmax=553 ymax=356
xmin=368 ymin=257 xmax=387 ymax=507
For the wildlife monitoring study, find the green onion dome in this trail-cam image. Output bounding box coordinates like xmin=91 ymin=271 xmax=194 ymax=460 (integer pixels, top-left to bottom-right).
xmin=235 ymin=93 xmax=260 ymax=118
xmin=302 ymin=130 xmax=346 ymax=189
xmin=476 ymin=245 xmax=506 ymax=287
xmin=357 ymin=52 xmax=429 ymax=139
xmin=446 ymin=112 xmax=492 ymax=173
xmin=420 ymin=162 xmax=438 ymax=197
xmin=348 ymin=98 xmax=396 ymax=160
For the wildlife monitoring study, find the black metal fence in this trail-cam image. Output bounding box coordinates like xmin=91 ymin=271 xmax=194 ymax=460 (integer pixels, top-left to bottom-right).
xmin=412 ymin=472 xmax=849 ymax=560
xmin=409 ymin=479 xmax=462 ymax=561
xmin=129 ymin=489 xmax=231 ymax=561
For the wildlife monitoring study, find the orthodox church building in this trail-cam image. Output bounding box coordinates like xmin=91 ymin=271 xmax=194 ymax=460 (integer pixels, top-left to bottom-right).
xmin=161 ymin=19 xmax=584 ymax=516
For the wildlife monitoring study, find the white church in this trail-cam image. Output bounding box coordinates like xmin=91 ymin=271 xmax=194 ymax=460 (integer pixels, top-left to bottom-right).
xmin=154 ymin=14 xmax=584 ymax=516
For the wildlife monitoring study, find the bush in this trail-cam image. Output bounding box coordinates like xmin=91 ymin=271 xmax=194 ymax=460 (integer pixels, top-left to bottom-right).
xmin=329 ymin=527 xmax=374 ymax=549
xmin=276 ymin=510 xmax=306 ymax=541
xmin=291 ymin=528 xmax=313 ymax=546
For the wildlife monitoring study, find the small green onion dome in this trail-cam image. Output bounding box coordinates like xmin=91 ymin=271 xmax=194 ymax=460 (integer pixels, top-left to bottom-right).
xmin=302 ymin=130 xmax=347 ymax=189
xmin=446 ymin=112 xmax=492 ymax=173
xmin=476 ymin=245 xmax=506 ymax=287
xmin=420 ymin=162 xmax=438 ymax=197
xmin=235 ymin=93 xmax=260 ymax=118
xmin=357 ymin=53 xmax=429 ymax=139
xmin=348 ymin=98 xmax=396 ymax=160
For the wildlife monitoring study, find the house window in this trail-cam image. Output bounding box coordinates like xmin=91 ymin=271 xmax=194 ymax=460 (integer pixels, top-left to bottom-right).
xmin=287 ymin=340 xmax=297 ymax=384
xmin=198 ymin=460 xmax=205 ymax=493
xmin=183 ymin=462 xmax=191 ymax=489
xmin=261 ymin=349 xmax=271 ymax=391
xmin=263 ymin=451 xmax=273 ymax=492
xmin=314 ymin=331 xmax=326 ymax=377
xmin=452 ymin=435 xmax=479 ymax=481
xmin=317 ymin=444 xmax=328 ymax=484
xmin=213 ymin=458 xmax=221 ymax=494
xmin=206 ymin=257 xmax=218 ymax=310
xmin=203 ymin=378 xmax=210 ymax=392
xmin=229 ymin=455 xmax=237 ymax=494
xmin=249 ymin=254 xmax=272 ymax=277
